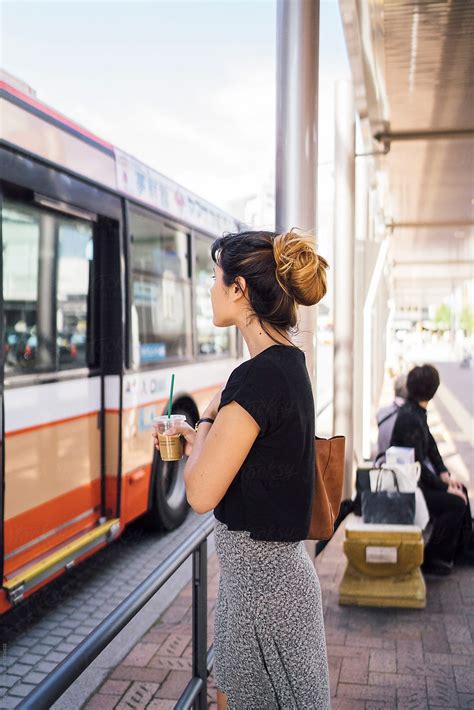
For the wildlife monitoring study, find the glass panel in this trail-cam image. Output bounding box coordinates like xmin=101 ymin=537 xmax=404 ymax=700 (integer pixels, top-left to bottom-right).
xmin=131 ymin=209 xmax=188 ymax=279
xmin=56 ymin=218 xmax=94 ymax=369
xmin=195 ymin=237 xmax=230 ymax=355
xmin=3 ymin=200 xmax=53 ymax=374
xmin=2 ymin=198 xmax=95 ymax=376
xmin=130 ymin=209 xmax=192 ymax=365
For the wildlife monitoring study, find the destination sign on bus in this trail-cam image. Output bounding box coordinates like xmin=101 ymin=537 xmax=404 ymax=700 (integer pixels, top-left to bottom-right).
xmin=115 ymin=148 xmax=240 ymax=236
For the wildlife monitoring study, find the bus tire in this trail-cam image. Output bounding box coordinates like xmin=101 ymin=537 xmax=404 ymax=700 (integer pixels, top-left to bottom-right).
xmin=142 ymin=403 xmax=194 ymax=531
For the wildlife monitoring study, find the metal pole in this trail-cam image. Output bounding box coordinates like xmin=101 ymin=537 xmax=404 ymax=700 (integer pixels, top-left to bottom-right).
xmin=374 ymin=127 xmax=474 ymax=143
xmin=276 ymin=0 xmax=320 ymax=397
xmin=333 ymin=80 xmax=355 ymax=499
xmin=192 ymin=539 xmax=207 ymax=710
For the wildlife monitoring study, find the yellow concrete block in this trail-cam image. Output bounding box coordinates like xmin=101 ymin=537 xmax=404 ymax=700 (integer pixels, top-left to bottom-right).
xmin=338 ymin=515 xmax=426 ymax=609
xmin=343 ymin=538 xmax=423 ymax=578
xmin=339 ymin=563 xmax=426 ymax=608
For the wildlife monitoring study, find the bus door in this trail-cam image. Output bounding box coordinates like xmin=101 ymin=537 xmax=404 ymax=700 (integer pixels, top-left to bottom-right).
xmin=1 ymin=192 xmax=122 ymax=606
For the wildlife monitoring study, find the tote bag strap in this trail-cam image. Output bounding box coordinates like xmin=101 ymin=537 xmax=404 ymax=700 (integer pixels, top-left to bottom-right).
xmin=375 ymin=467 xmax=400 ymax=492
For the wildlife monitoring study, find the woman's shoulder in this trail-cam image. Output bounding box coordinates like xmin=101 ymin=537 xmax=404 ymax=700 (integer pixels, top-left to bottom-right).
xmin=224 ymin=348 xmax=294 ymax=394
xmin=394 ymin=401 xmax=423 ymax=429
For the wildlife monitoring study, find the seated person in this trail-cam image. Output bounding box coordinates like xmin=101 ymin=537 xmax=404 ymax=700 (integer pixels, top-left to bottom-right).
xmin=374 ymin=373 xmax=407 ymax=466
xmin=390 ymin=364 xmax=472 ymax=575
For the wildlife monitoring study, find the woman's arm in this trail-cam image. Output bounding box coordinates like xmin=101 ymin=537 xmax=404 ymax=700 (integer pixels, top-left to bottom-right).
xmin=427 ymin=430 xmax=448 ymax=475
xmin=184 ymin=401 xmax=260 ymax=514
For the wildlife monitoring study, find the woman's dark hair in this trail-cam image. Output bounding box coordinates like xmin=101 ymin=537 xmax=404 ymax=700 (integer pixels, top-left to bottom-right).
xmin=211 ymin=228 xmax=329 ymax=344
xmin=406 ymin=364 xmax=440 ymax=402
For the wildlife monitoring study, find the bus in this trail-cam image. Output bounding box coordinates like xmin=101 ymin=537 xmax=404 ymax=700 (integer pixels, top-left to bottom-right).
xmin=0 ymin=72 xmax=243 ymax=614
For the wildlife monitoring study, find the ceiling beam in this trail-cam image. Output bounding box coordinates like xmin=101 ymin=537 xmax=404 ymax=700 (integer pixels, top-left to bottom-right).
xmin=375 ymin=128 xmax=474 ymax=144
xmin=387 ymin=220 xmax=474 ymax=229
xmin=394 ymin=260 xmax=474 ymax=267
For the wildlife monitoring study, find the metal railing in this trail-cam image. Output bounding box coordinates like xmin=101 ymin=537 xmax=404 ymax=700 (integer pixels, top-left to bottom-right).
xmin=22 ymin=514 xmax=215 ymax=710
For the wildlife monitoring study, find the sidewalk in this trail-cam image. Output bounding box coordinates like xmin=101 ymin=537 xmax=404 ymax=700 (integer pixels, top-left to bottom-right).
xmin=315 ymin=525 xmax=474 ymax=708
xmin=83 ymin=372 xmax=473 ymax=709
xmin=82 ymin=552 xmax=221 ymax=710
xmin=82 ymin=518 xmax=473 ymax=710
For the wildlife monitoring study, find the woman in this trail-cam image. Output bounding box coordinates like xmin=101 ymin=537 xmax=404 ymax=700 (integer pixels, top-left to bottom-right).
xmin=153 ymin=229 xmax=330 ymax=709
xmin=390 ymin=364 xmax=472 ymax=575
xmin=374 ymin=373 xmax=407 ymax=465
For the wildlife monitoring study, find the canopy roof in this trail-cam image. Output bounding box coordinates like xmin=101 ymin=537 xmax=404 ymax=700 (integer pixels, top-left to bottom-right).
xmin=340 ymin=0 xmax=474 ymax=307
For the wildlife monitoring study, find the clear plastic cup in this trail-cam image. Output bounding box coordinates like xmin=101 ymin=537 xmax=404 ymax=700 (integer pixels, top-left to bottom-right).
xmin=153 ymin=414 xmax=186 ymax=461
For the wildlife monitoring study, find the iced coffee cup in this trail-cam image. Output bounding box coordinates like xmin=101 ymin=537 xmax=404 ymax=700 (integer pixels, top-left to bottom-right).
xmin=153 ymin=414 xmax=186 ymax=461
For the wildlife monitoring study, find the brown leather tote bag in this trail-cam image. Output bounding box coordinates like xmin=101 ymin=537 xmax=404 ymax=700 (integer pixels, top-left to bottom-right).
xmin=308 ymin=435 xmax=346 ymax=541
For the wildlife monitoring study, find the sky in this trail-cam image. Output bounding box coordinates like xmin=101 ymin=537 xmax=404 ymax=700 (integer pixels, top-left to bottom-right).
xmin=1 ymin=0 xmax=350 ymax=237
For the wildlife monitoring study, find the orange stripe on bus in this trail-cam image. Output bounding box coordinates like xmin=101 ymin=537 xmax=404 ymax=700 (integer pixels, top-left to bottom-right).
xmin=6 ymin=410 xmax=99 ymax=437
xmin=4 ymin=478 xmax=103 ymax=577
xmin=4 ymin=465 xmax=153 ymax=579
xmin=5 ymin=383 xmax=222 ymax=437
xmin=6 ymin=381 xmax=223 ymax=432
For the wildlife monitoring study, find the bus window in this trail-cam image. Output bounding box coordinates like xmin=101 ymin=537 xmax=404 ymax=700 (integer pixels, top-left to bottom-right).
xmin=195 ymin=236 xmax=231 ymax=356
xmin=3 ymin=200 xmax=52 ymax=374
xmin=130 ymin=207 xmax=192 ymax=366
xmin=2 ymin=198 xmax=96 ymax=376
xmin=56 ymin=218 xmax=94 ymax=370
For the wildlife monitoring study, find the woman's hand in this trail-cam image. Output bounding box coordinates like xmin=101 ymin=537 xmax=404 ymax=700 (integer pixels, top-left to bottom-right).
xmin=152 ymin=385 xmax=224 ymax=462
xmin=447 ymin=483 xmax=467 ymax=505
xmin=152 ymin=421 xmax=196 ymax=457
xmin=440 ymin=471 xmax=464 ymax=491
xmin=448 ymin=477 xmax=464 ymax=490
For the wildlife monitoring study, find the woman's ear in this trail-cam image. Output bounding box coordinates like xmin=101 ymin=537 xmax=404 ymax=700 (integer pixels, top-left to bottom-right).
xmin=232 ymin=276 xmax=247 ymax=301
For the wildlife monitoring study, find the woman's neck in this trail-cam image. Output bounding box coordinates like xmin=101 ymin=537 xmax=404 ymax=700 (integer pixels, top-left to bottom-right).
xmin=238 ymin=320 xmax=293 ymax=358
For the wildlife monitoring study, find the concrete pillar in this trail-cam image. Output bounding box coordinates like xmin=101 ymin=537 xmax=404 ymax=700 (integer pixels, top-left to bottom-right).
xmin=353 ymin=161 xmax=370 ymax=462
xmin=353 ymin=241 xmax=366 ymax=462
xmin=362 ymin=240 xmax=389 ymax=459
xmin=275 ymin=0 xmax=320 ymax=397
xmin=333 ymin=80 xmax=356 ymax=500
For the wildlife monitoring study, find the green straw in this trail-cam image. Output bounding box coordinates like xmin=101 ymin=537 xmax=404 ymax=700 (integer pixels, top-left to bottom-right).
xmin=167 ymin=374 xmax=175 ymax=420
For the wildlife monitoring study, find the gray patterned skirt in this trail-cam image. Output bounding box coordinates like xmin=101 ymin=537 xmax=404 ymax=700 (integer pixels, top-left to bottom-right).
xmin=213 ymin=518 xmax=330 ymax=709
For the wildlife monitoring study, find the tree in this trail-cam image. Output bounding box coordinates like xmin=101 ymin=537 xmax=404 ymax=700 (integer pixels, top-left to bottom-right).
xmin=434 ymin=303 xmax=452 ymax=330
xmin=460 ymin=304 xmax=474 ymax=335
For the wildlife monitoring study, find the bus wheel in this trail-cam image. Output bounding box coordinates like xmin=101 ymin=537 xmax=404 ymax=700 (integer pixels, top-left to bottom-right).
xmin=142 ymin=405 xmax=192 ymax=531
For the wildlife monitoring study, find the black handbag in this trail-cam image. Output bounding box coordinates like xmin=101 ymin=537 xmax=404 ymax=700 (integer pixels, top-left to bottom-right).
xmin=361 ymin=469 xmax=415 ymax=525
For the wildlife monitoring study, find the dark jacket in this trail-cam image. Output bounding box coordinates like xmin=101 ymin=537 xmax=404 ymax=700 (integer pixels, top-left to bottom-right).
xmin=390 ymin=399 xmax=449 ymax=491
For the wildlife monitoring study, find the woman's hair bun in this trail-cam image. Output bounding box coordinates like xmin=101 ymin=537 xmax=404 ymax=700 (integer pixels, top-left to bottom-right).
xmin=273 ymin=228 xmax=329 ymax=306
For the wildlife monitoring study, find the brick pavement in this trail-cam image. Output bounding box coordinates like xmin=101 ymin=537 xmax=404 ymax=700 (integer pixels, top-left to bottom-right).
xmin=74 ymin=357 xmax=474 ymax=709
xmin=82 ymin=551 xmax=221 ymax=710
xmin=315 ymin=524 xmax=474 ymax=709
xmin=84 ymin=518 xmax=473 ymax=709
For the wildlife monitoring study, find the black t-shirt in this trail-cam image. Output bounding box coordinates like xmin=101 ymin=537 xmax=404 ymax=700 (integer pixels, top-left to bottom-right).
xmin=214 ymin=344 xmax=315 ymax=541
xmin=390 ymin=399 xmax=449 ymax=491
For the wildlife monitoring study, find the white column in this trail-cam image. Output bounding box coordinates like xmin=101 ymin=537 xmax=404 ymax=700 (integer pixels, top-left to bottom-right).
xmin=333 ymin=80 xmax=356 ymax=500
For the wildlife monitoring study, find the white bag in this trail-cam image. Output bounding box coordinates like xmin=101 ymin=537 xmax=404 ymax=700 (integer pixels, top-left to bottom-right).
xmin=413 ymin=489 xmax=430 ymax=530
xmin=369 ymin=462 xmax=430 ymax=530
xmin=369 ymin=462 xmax=420 ymax=493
